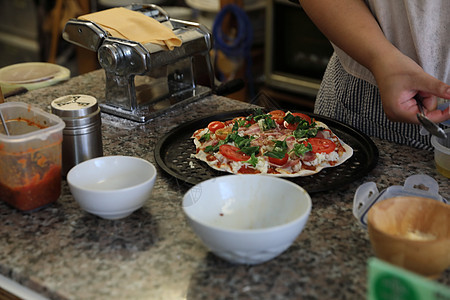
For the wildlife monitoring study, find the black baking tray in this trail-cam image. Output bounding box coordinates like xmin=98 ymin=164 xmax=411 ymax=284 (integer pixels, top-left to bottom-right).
xmin=154 ymin=110 xmax=379 ymax=193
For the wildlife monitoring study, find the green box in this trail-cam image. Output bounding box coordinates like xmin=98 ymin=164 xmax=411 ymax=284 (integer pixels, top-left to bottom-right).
xmin=368 ymin=257 xmax=450 ymax=300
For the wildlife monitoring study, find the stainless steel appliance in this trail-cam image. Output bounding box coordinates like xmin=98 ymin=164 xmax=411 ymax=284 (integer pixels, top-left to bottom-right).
xmin=264 ymin=0 xmax=333 ymax=97
xmin=62 ymin=4 xmax=215 ymax=123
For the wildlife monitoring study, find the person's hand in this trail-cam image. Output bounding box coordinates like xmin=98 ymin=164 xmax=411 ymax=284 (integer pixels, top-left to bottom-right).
xmin=371 ymin=50 xmax=450 ymax=124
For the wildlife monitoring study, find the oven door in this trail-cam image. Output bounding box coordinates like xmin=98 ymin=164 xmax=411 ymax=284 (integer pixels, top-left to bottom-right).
xmin=264 ymin=0 xmax=333 ymax=97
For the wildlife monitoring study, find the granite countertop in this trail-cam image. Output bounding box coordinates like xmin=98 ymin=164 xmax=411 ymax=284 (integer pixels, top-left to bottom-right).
xmin=1 ymin=70 xmax=449 ymax=299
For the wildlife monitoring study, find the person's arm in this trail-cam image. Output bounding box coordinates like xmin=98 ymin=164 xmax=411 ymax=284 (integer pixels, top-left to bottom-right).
xmin=299 ymin=0 xmax=450 ymax=124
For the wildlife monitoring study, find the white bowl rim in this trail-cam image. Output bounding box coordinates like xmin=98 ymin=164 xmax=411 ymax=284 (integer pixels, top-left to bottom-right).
xmin=182 ymin=175 xmax=312 ymax=234
xmin=67 ymin=155 xmax=157 ymax=193
xmin=430 ymin=128 xmax=450 ymax=154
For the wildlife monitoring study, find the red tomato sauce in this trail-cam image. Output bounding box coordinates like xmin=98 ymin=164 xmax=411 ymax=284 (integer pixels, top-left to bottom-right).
xmin=267 ymin=167 xmax=280 ymax=174
xmin=0 ymin=164 xmax=61 ymax=211
xmin=206 ymin=154 xmax=216 ymax=161
xmin=238 ymin=166 xmax=260 ymax=174
xmin=302 ymin=165 xmax=317 ymax=171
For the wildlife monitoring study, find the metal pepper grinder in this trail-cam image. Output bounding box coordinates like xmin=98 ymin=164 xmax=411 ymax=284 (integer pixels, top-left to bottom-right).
xmin=51 ymin=95 xmax=103 ymax=176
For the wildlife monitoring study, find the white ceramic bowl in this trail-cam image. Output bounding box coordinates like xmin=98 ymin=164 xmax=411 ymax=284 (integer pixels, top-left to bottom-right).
xmin=182 ymin=175 xmax=312 ymax=264
xmin=67 ymin=156 xmax=157 ymax=220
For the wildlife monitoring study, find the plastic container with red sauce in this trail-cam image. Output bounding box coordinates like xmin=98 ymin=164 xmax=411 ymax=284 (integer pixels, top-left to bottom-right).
xmin=0 ymin=102 xmax=65 ymax=211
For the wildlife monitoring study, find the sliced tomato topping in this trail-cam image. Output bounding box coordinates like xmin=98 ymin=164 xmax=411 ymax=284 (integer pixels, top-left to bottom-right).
xmin=268 ymin=153 xmax=289 ymax=166
xmin=207 ymin=121 xmax=225 ymax=133
xmin=269 ymin=110 xmax=286 ymax=125
xmin=215 ymin=127 xmax=231 ymax=140
xmin=232 ymin=116 xmax=245 ymax=124
xmin=305 ymin=137 xmax=336 ymax=154
xmin=284 ymin=122 xmax=296 ymax=130
xmin=284 ymin=112 xmax=312 ymax=130
xmin=219 ymin=145 xmax=250 ymax=161
xmin=224 ymin=116 xmax=254 ymax=126
xmin=246 ymin=118 xmax=256 ymax=125
xmin=293 ymin=112 xmax=311 ymax=124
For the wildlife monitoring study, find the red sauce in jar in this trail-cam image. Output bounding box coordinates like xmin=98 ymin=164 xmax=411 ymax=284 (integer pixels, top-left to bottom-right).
xmin=0 ymin=164 xmax=61 ymax=211
xmin=14 ymin=117 xmax=48 ymax=129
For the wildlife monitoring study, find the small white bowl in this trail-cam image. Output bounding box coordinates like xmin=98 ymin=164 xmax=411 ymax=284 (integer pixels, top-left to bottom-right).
xmin=182 ymin=175 xmax=312 ymax=264
xmin=67 ymin=156 xmax=157 ymax=220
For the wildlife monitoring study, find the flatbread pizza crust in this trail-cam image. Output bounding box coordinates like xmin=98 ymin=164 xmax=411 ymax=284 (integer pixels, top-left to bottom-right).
xmin=191 ymin=111 xmax=354 ymax=177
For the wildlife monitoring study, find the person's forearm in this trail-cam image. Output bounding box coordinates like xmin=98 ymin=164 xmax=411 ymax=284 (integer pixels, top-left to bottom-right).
xmin=299 ymin=0 xmax=450 ymax=123
xmin=299 ymin=0 xmax=398 ymax=76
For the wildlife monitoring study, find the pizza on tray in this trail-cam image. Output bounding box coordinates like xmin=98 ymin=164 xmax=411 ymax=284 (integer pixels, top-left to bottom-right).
xmin=191 ymin=109 xmax=353 ymax=177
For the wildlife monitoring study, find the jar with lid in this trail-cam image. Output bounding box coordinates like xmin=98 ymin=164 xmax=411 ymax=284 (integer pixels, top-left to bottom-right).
xmin=51 ymin=95 xmax=103 ymax=176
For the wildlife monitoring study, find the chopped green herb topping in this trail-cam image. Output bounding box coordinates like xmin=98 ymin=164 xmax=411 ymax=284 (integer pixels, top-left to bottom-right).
xmin=291 ymin=142 xmax=312 ymax=156
xmin=229 ymin=133 xmax=259 ymax=156
xmin=293 ymin=127 xmax=318 ymax=139
xmin=246 ymin=109 xmax=276 ymax=131
xmin=264 ymin=139 xmax=288 ymax=159
xmin=199 ymin=132 xmax=210 ymax=142
xmin=240 ymin=146 xmax=260 ymax=156
xmin=283 ymin=113 xmax=302 ymax=124
xmin=235 ymin=118 xmax=246 ymax=127
xmin=232 ymin=121 xmax=240 ymax=132
xmin=257 ymin=117 xmax=276 ymax=131
xmin=245 ymin=153 xmax=259 ymax=167
xmin=204 ymin=131 xmax=259 ymax=156
xmin=249 ymin=108 xmax=266 ymax=120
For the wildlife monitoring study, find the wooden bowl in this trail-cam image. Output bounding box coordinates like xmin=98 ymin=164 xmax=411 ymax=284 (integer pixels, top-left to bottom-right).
xmin=367 ymin=196 xmax=450 ymax=278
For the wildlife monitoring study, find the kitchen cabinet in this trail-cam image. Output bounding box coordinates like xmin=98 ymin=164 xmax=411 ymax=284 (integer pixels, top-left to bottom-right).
xmin=0 ymin=69 xmax=448 ymax=299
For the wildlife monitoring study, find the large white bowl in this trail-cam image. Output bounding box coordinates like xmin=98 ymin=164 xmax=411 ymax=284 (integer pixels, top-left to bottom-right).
xmin=67 ymin=156 xmax=157 ymax=220
xmin=182 ymin=175 xmax=312 ymax=264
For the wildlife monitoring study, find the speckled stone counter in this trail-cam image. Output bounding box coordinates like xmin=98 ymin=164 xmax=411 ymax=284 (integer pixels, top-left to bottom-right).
xmin=1 ymin=70 xmax=449 ymax=300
